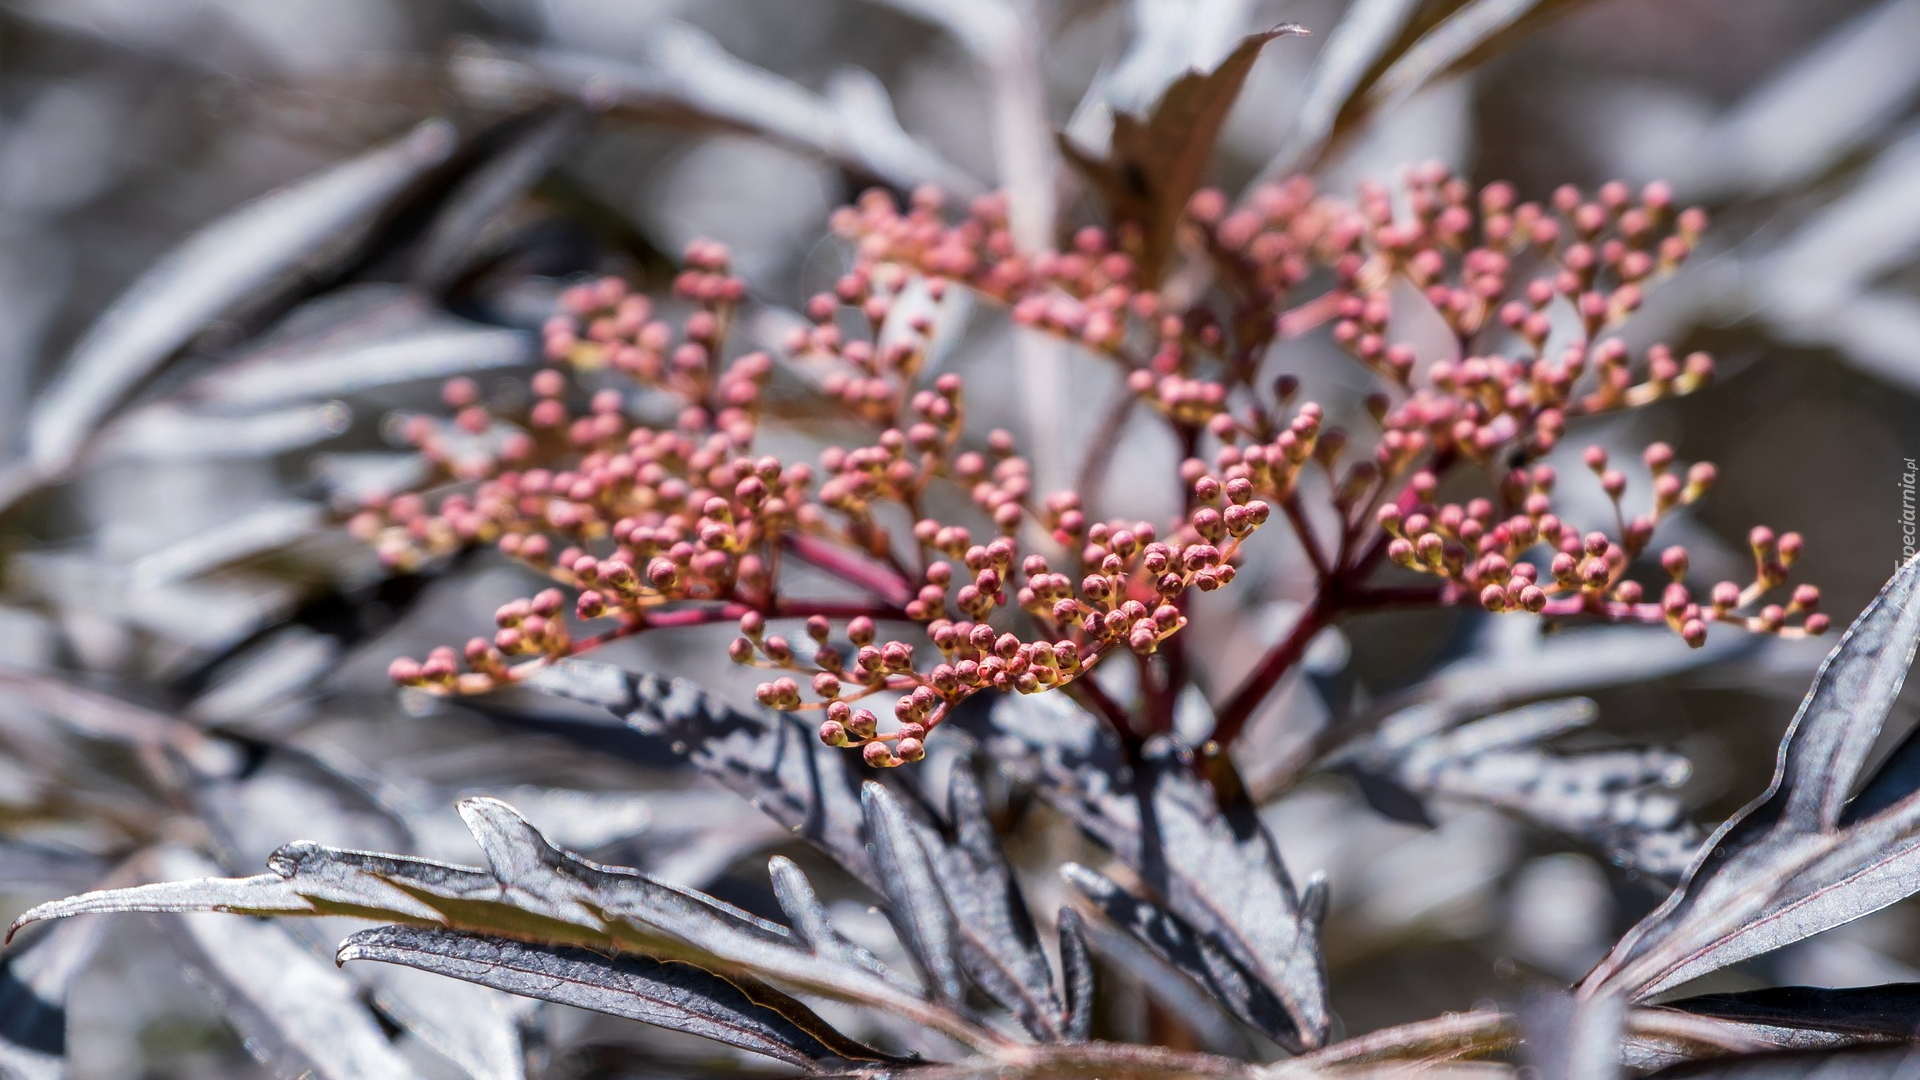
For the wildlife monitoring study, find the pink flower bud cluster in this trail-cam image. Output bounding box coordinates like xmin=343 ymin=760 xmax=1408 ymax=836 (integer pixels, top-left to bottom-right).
xmin=731 ymin=475 xmax=1271 ymax=766
xmin=377 ymin=237 xmax=1274 ymax=755
xmin=379 ymin=245 xmax=891 ymax=694
xmin=371 ymin=162 xmax=1826 ymax=759
xmin=834 ymin=167 xmax=1815 ymax=655
xmin=1372 ymin=441 xmax=1821 ymax=646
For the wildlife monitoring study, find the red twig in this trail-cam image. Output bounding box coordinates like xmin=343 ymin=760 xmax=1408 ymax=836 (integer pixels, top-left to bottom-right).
xmin=1066 ymin=673 xmax=1140 ymax=747
xmin=1282 ymin=494 xmax=1332 ymax=582
xmin=783 ymin=533 xmax=915 ymax=606
xmin=1210 ymin=591 xmax=1332 ymax=747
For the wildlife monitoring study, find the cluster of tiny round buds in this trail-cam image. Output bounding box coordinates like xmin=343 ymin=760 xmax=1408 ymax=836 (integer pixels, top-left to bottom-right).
xmin=374 ymin=166 xmax=1824 ymax=771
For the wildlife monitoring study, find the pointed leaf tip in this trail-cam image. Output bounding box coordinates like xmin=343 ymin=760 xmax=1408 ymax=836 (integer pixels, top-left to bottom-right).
xmin=1585 ymin=556 xmax=1920 ymax=999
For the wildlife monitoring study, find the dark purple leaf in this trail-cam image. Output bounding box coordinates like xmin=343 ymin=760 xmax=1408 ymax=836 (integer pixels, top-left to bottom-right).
xmin=152 ymin=850 xmax=427 ymax=1080
xmin=449 ymin=31 xmax=976 ymax=195
xmin=527 ymin=660 xmax=877 ymax=884
xmin=931 ymin=766 xmax=1070 ymax=1041
xmin=767 ymin=856 xmax=910 ymax=989
xmin=1362 ymin=0 xmax=1593 ymax=119
xmin=1260 ymin=0 xmax=1425 ymax=177
xmin=528 ymin=664 xmax=1084 ymax=1038
xmin=1061 ymin=26 xmax=1308 ymax=283
xmin=208 ymin=323 xmax=533 ymax=410
xmin=1584 ymin=558 xmax=1920 ymax=999
xmin=191 ymin=744 xmax=532 ymax=1080
xmin=338 ymin=926 xmax=898 ymax=1068
xmin=861 ymin=782 xmax=969 ymax=1012
xmin=1064 ymin=900 xmax=1254 ymax=1059
xmin=1664 ymin=983 xmax=1920 ymax=1044
xmin=1645 ymin=1044 xmax=1920 ymax=1078
xmin=8 ymin=797 xmax=999 ymax=1051
xmin=1061 ymin=861 xmax=1299 ymax=1048
xmin=1057 ymin=908 xmax=1094 ymax=1044
xmin=1349 ymin=698 xmax=1701 ymax=878
xmin=965 ymin=692 xmax=1328 ymax=1050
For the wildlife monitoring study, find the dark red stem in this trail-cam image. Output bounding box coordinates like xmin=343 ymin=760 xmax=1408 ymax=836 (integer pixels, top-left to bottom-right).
xmin=1209 ymin=590 xmax=1332 ymax=747
xmin=783 ymin=533 xmax=915 ymax=606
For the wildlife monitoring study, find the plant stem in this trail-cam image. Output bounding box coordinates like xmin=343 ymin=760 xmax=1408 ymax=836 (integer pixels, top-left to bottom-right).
xmin=1282 ymin=493 xmax=1332 ymax=581
xmin=783 ymin=533 xmax=914 ymax=606
xmin=1065 ymin=673 xmax=1140 ymax=750
xmin=1287 ymin=1009 xmax=1515 ymax=1068
xmin=1210 ymin=590 xmax=1332 ymax=746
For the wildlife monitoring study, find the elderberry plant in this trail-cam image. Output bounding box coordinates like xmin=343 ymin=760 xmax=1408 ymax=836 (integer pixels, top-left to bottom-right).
xmin=373 ymin=163 xmax=1822 ymax=765
xmin=5 ymin=2 xmax=1920 ymax=1079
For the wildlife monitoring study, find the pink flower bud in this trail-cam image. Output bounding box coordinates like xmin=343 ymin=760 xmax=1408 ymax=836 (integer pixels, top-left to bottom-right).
xmin=1658 ymin=546 xmax=1688 ymax=579
xmin=1778 ymin=532 xmax=1803 ymax=566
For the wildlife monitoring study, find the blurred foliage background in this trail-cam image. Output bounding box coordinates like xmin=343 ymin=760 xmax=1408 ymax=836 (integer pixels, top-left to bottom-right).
xmin=2 ymin=0 xmax=1920 ymax=1076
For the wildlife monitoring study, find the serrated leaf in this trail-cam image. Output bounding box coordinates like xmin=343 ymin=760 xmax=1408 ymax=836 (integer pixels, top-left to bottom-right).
xmin=768 ymin=855 xmax=910 ymax=989
xmin=339 ymin=926 xmax=897 ymax=1068
xmin=1662 ymin=983 xmax=1920 ymax=1047
xmin=1057 ymin=907 xmax=1094 ymax=1044
xmin=532 ymin=666 xmax=1102 ymax=1041
xmin=1063 ymin=862 xmax=1298 ymax=1047
xmin=8 ymin=796 xmax=997 ymax=1051
xmin=965 ymin=694 xmax=1328 ymax=1050
xmin=1584 ymin=557 xmax=1920 ymax=999
xmin=187 ymin=741 xmax=530 ymax=1080
xmin=26 ymin=121 xmax=457 ymax=474
xmin=932 ymin=766 xmax=1070 ymax=1041
xmin=863 ymin=782 xmax=969 ymax=1012
xmin=527 ymin=661 xmax=878 ymax=883
xmin=1352 ymin=698 xmax=1702 ymax=878
xmin=149 ymin=850 xmax=426 ymax=1080
xmin=1062 ymin=26 xmax=1306 ymax=283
